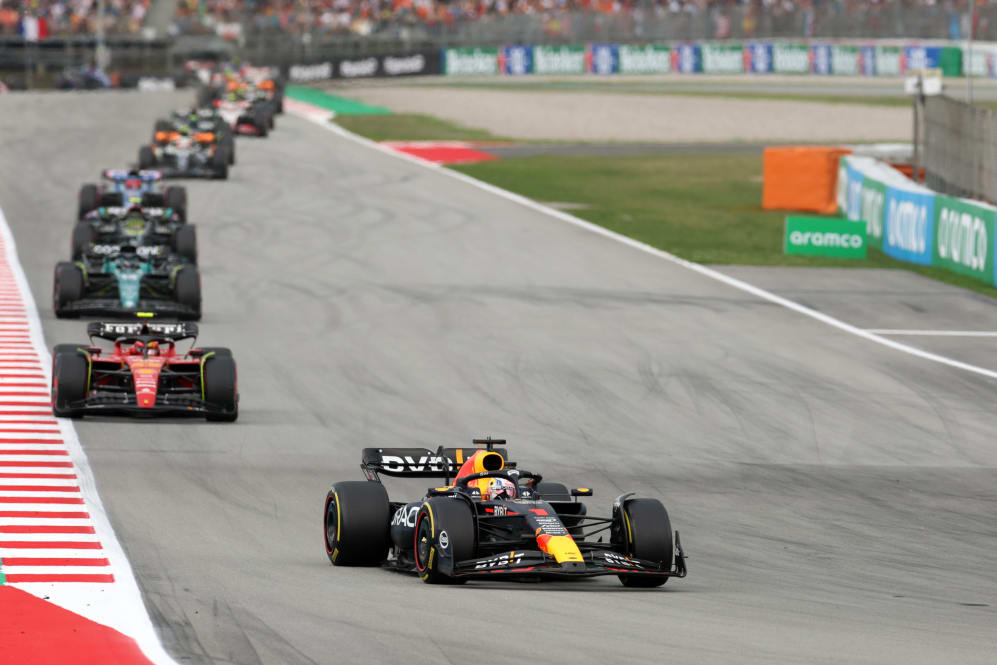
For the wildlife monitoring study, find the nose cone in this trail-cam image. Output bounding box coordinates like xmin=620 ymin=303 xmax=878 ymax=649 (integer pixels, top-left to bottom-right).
xmin=137 ymin=388 xmax=156 ymax=408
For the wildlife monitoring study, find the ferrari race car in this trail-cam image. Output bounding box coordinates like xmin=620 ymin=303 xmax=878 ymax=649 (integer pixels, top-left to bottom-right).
xmin=73 ymin=205 xmax=194 ymax=262
xmin=324 ymin=439 xmax=687 ymax=586
xmin=54 ymin=221 xmax=200 ymax=320
xmin=51 ymin=321 xmax=237 ymax=421
xmin=155 ymin=108 xmax=235 ymax=166
xmin=78 ymin=170 xmax=187 ymax=220
xmin=140 ymin=124 xmax=229 ymax=179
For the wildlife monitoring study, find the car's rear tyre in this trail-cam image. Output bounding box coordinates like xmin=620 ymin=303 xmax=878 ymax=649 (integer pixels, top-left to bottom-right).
xmin=414 ymin=497 xmax=474 ymax=584
xmin=203 ymin=353 xmax=238 ymax=422
xmin=164 ymin=186 xmax=187 ymax=219
xmin=172 ymin=224 xmax=197 ymax=264
xmin=78 ymin=184 xmax=99 ymax=218
xmin=138 ymin=145 xmax=155 ymax=169
xmin=53 ymin=262 xmax=84 ymax=318
xmin=617 ymin=498 xmax=673 ymax=588
xmin=324 ymin=481 xmax=390 ymax=566
xmin=254 ymin=109 xmax=269 ymax=137
xmin=71 ymin=222 xmax=93 ymax=260
xmin=198 ymin=346 xmax=232 ymax=358
xmin=212 ymin=148 xmax=228 ymax=179
xmin=52 ymin=350 xmax=88 ymax=418
xmin=174 ymin=265 xmax=201 ymax=320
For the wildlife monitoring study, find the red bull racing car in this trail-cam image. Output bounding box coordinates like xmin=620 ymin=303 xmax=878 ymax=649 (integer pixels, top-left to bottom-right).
xmin=51 ymin=321 xmax=238 ymax=421
xmin=323 ymin=439 xmax=686 ymax=586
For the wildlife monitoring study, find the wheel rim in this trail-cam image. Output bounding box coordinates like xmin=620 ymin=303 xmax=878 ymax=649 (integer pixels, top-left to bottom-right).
xmin=324 ymin=496 xmax=338 ymax=555
xmin=415 ymin=511 xmax=432 ymax=572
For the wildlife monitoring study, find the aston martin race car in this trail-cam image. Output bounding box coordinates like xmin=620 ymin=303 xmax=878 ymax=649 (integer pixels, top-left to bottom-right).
xmin=140 ymin=124 xmax=229 ymax=179
xmin=53 ymin=239 xmax=200 ymax=320
xmin=78 ymin=170 xmax=187 ymax=220
xmin=324 ymin=439 xmax=687 ymax=586
xmin=73 ymin=205 xmax=194 ymax=262
xmin=51 ymin=321 xmax=237 ymax=421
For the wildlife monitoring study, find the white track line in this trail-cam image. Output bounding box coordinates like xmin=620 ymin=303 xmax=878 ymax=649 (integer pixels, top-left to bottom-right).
xmin=0 ymin=206 xmax=179 ymax=664
xmin=290 ymin=108 xmax=997 ymax=383
xmin=865 ymin=329 xmax=997 ymax=337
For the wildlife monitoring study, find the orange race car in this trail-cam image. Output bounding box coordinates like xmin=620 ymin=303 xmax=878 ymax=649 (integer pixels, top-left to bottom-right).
xmin=138 ymin=123 xmax=230 ymax=179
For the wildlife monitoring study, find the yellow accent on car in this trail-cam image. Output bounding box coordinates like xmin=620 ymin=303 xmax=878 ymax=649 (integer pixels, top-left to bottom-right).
xmin=544 ymin=535 xmax=584 ymax=563
xmin=136 ymin=312 xmax=154 ymax=318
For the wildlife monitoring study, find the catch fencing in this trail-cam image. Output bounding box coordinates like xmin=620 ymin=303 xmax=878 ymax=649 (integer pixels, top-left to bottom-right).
xmin=924 ymin=96 xmax=997 ymax=204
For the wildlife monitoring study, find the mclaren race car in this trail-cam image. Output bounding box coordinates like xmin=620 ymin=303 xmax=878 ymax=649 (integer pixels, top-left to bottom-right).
xmin=140 ymin=124 xmax=229 ymax=179
xmin=78 ymin=170 xmax=187 ymax=220
xmin=324 ymin=439 xmax=687 ymax=586
xmin=155 ymin=108 xmax=235 ymax=166
xmin=51 ymin=321 xmax=237 ymax=421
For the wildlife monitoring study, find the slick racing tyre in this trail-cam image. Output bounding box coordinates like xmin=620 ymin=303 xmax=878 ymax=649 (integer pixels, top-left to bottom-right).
xmin=174 ymin=265 xmax=201 ymax=320
xmin=138 ymin=145 xmax=155 ymax=169
xmin=212 ymin=148 xmax=228 ymax=179
xmin=77 ymin=184 xmax=99 ymax=218
xmin=52 ymin=348 xmax=88 ymax=418
xmin=616 ymin=498 xmax=673 ymax=588
xmin=141 ymin=191 xmax=165 ymax=208
xmin=203 ymin=353 xmax=238 ymax=422
xmin=223 ymin=134 xmax=235 ymax=165
xmin=254 ymin=109 xmax=269 ymax=137
xmin=324 ymin=481 xmax=390 ymax=566
xmin=53 ymin=262 xmax=84 ymax=318
xmin=414 ymin=498 xmax=474 ymax=585
xmin=172 ymin=225 xmax=197 ymax=264
xmin=198 ymin=347 xmax=232 ymax=358
xmin=71 ymin=222 xmax=93 ymax=260
xmin=164 ymin=186 xmax=187 ymax=219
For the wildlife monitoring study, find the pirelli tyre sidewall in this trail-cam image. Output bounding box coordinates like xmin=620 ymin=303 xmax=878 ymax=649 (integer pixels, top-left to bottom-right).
xmin=618 ymin=498 xmax=673 ymax=588
xmin=324 ymin=481 xmax=390 ymax=566
xmin=414 ymin=498 xmax=474 ymax=584
xmin=52 ymin=349 xmax=88 ymax=418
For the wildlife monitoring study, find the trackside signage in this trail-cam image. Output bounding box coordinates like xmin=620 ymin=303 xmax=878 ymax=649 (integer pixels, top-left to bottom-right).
xmin=932 ymin=194 xmax=996 ymax=282
xmin=785 ymin=216 xmax=867 ymax=258
xmin=444 ymin=48 xmax=499 ymax=75
xmin=618 ymin=45 xmax=670 ymax=73
xmin=884 ymin=188 xmax=934 ymax=265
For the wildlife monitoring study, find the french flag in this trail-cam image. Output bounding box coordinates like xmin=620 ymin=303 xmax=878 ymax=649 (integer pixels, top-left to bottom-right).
xmin=18 ymin=16 xmax=49 ymax=42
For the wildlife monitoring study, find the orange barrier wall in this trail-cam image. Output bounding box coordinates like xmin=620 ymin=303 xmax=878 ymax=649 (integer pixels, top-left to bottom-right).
xmin=762 ymin=147 xmax=851 ymax=214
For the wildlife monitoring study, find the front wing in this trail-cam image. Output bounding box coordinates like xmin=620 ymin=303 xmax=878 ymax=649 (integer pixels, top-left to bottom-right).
xmin=152 ymin=165 xmax=222 ymax=179
xmin=61 ymin=392 xmax=232 ymax=419
xmin=57 ymin=297 xmax=198 ymax=319
xmin=452 ymin=547 xmax=687 ymax=579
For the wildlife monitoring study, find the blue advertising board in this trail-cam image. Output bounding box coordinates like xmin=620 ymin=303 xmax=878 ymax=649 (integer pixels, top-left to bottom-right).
xmin=746 ymin=43 xmax=773 ymax=73
xmin=903 ymin=46 xmax=942 ymax=71
xmin=811 ymin=44 xmax=832 ymax=74
xmin=674 ymin=44 xmax=701 ymax=73
xmin=860 ymin=45 xmax=877 ymax=76
xmin=588 ymin=44 xmax=618 ymax=75
xmin=884 ymin=187 xmax=935 ymax=265
xmin=501 ymin=45 xmax=532 ymax=75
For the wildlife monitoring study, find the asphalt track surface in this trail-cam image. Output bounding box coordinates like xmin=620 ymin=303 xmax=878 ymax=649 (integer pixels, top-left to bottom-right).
xmin=2 ymin=90 xmax=996 ymax=665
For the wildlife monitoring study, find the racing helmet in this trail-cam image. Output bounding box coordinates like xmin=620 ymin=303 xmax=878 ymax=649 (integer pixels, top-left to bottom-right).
xmin=130 ymin=340 xmax=145 ymax=355
xmin=484 ymin=477 xmax=516 ymax=501
xmin=147 ymin=341 xmax=160 ymax=356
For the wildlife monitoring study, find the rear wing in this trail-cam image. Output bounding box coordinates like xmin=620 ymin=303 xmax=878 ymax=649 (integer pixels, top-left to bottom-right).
xmin=362 ymin=446 xmax=509 ymax=481
xmin=87 ymin=321 xmax=198 ymax=342
xmin=103 ymin=169 xmax=161 ymax=182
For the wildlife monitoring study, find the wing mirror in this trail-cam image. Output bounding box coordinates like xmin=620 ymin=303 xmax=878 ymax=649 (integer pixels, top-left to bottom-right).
xmin=571 ymin=488 xmax=593 ymax=497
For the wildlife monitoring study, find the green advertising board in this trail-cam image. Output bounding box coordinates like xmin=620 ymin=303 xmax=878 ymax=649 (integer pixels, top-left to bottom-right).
xmin=831 ymin=45 xmax=860 ymax=75
xmin=939 ymin=46 xmax=963 ymax=77
xmin=932 ymin=194 xmax=995 ymax=282
xmin=860 ymin=177 xmax=887 ymax=249
xmin=444 ymin=47 xmax=499 ymax=76
xmin=785 ymin=216 xmax=867 ymax=258
xmin=533 ymin=45 xmax=586 ymax=74
xmin=618 ymin=45 xmax=670 ymax=73
xmin=701 ymin=44 xmax=744 ymax=73
xmin=773 ymin=43 xmax=809 ymax=73
xmin=875 ymin=46 xmax=901 ymax=76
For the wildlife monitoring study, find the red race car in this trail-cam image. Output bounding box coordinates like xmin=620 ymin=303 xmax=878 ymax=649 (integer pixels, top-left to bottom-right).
xmin=51 ymin=321 xmax=237 ymax=421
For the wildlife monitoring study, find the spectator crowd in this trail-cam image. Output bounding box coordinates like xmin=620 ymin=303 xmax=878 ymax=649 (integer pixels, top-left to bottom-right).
xmin=0 ymin=1 xmax=150 ymax=36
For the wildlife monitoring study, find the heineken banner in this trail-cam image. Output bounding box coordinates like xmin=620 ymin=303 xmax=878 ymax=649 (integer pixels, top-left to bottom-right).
xmin=831 ymin=45 xmax=860 ymax=75
xmin=875 ymin=46 xmax=902 ymax=76
xmin=701 ymin=43 xmax=743 ymax=73
xmin=533 ymin=45 xmax=586 ymax=74
xmin=785 ymin=216 xmax=867 ymax=258
xmin=772 ymin=43 xmax=809 ymax=73
xmin=618 ymin=45 xmax=670 ymax=73
xmin=933 ymin=195 xmax=996 ymax=282
xmin=444 ymin=47 xmax=498 ymax=76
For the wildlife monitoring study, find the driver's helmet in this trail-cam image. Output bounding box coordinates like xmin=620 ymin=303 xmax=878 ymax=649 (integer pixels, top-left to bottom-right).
xmin=130 ymin=340 xmax=144 ymax=355
xmin=122 ymin=212 xmax=146 ymax=237
xmin=177 ymin=124 xmax=191 ymax=136
xmin=147 ymin=341 xmax=160 ymax=357
xmin=484 ymin=477 xmax=516 ymax=501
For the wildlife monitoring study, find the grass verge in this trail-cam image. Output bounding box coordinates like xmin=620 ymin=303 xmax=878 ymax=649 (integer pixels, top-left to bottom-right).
xmin=334 ymin=113 xmax=512 ymax=142
xmin=335 ymin=114 xmax=997 ymax=298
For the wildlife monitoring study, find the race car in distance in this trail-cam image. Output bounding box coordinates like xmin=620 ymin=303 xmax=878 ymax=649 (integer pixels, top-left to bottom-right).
xmin=72 ymin=204 xmax=195 ymax=263
xmin=324 ymin=438 xmax=687 ymax=586
xmin=78 ymin=169 xmax=187 ymax=220
xmin=54 ymin=228 xmax=200 ymax=320
xmin=51 ymin=321 xmax=237 ymax=421
xmin=139 ymin=124 xmax=229 ymax=179
xmin=154 ymin=108 xmax=235 ymax=166
xmin=213 ymin=85 xmax=275 ymax=137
